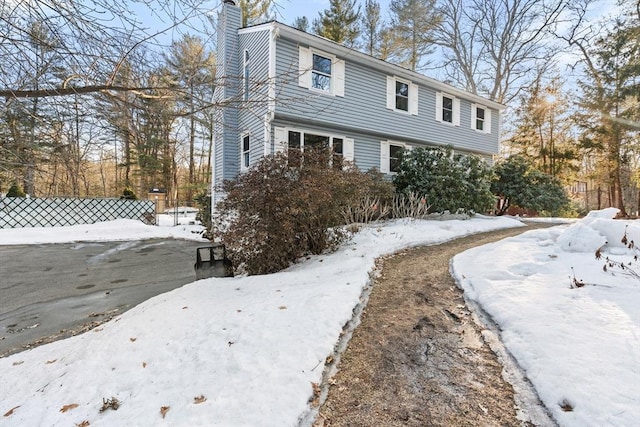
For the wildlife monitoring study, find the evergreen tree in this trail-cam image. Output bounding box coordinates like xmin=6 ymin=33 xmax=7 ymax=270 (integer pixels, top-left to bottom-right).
xmin=361 ymin=0 xmax=382 ymax=56
xmin=292 ymin=16 xmax=309 ymax=32
xmin=164 ymin=35 xmax=215 ymax=204
xmin=388 ymin=0 xmax=441 ymax=71
xmin=507 ymin=76 xmax=578 ymax=181
xmin=574 ymin=8 xmax=639 ymax=216
xmin=238 ymin=0 xmax=273 ymax=27
xmin=312 ymin=0 xmax=361 ymax=48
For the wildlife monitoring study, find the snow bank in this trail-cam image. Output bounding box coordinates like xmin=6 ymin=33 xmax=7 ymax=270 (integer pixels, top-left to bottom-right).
xmin=452 ymin=210 xmax=640 ymax=427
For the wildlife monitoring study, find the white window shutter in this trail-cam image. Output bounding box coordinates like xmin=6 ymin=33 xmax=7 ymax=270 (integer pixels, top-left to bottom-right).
xmin=343 ymin=138 xmax=354 ymax=162
xmin=274 ymin=127 xmax=287 ymax=153
xmin=334 ymin=59 xmax=345 ymax=97
xmin=470 ymin=104 xmax=477 ymax=129
xmin=409 ymin=82 xmax=418 ymax=115
xmin=386 ymin=76 xmax=395 ymax=110
xmin=485 ymin=109 xmax=492 ymax=134
xmin=453 ymin=97 xmax=461 ymax=126
xmin=435 ymin=92 xmax=443 ymax=122
xmin=298 ymin=46 xmax=311 ymax=88
xmin=380 ymin=140 xmax=390 ymax=173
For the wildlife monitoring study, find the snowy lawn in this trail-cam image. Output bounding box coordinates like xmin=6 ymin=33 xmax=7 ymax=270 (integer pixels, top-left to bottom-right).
xmin=0 ymin=210 xmax=637 ymax=426
xmin=0 ymin=215 xmax=523 ymax=426
xmin=452 ymin=208 xmax=640 ymax=427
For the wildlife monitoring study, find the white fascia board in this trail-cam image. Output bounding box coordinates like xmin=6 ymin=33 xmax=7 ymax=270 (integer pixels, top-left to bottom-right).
xmin=274 ymin=23 xmax=505 ymax=112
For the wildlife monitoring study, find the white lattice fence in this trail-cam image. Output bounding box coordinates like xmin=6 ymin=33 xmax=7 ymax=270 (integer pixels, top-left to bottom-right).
xmin=0 ymin=197 xmax=156 ymax=228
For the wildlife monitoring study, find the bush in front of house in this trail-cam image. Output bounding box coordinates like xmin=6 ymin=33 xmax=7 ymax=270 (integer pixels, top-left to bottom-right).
xmin=393 ymin=145 xmax=495 ymax=214
xmin=6 ymin=182 xmax=26 ymax=197
xmin=492 ymin=155 xmax=569 ymax=216
xmin=214 ymin=148 xmax=387 ymax=275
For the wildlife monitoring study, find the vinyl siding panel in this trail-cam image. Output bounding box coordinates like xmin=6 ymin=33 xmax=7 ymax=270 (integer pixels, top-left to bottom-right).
xmin=273 ymin=36 xmax=499 ymax=157
xmin=237 ymin=29 xmax=270 ymax=169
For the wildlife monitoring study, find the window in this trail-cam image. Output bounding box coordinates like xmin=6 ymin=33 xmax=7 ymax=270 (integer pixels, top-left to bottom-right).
xmin=241 ymin=134 xmax=250 ymax=171
xmin=380 ymin=141 xmax=408 ymax=174
xmin=471 ymin=104 xmax=492 ymax=133
xmin=298 ymin=47 xmax=345 ymax=96
xmin=312 ymin=54 xmax=331 ymax=92
xmin=386 ymin=76 xmax=418 ymax=115
xmin=243 ymin=50 xmax=250 ymax=101
xmin=442 ymin=95 xmax=453 ymax=123
xmin=475 ymin=106 xmax=484 ymax=130
xmin=436 ymin=92 xmax=460 ymax=126
xmin=389 ymin=144 xmax=404 ymax=173
xmin=274 ymin=127 xmax=354 ymax=166
xmin=396 ymin=81 xmax=409 ymax=111
xmin=332 ymin=138 xmax=344 ymax=169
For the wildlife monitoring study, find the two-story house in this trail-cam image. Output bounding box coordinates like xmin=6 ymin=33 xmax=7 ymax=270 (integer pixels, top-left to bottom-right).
xmin=212 ymin=0 xmax=504 ymax=204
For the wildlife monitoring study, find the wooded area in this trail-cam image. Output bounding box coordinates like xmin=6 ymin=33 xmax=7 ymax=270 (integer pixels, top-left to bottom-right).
xmin=0 ymin=0 xmax=638 ymax=213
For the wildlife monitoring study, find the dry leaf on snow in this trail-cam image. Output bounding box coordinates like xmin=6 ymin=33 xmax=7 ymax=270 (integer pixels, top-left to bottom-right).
xmin=76 ymin=421 xmax=90 ymax=427
xmin=3 ymin=406 xmax=20 ymax=417
xmin=46 ymin=359 xmax=57 ymax=364
xmin=142 ymin=362 xmax=147 ymax=368
xmin=160 ymin=406 xmax=170 ymax=418
xmin=12 ymin=361 xmax=23 ymax=366
xmin=60 ymin=403 xmax=79 ymax=413
xmin=193 ymin=395 xmax=207 ymax=404
xmin=129 ymin=337 xmax=137 ymax=342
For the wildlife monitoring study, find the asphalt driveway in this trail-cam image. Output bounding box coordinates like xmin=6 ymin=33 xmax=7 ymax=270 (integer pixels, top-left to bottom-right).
xmin=0 ymin=239 xmax=206 ymax=357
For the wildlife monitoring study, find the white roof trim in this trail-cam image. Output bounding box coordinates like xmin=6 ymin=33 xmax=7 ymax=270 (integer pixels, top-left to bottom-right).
xmin=240 ymin=22 xmax=505 ymax=111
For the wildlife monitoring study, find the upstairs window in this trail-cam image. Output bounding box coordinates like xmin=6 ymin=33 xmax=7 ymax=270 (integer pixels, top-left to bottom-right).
xmin=386 ymin=76 xmax=418 ymax=115
xmin=396 ymin=81 xmax=409 ymax=111
xmin=312 ymin=54 xmax=332 ymax=92
xmin=243 ymin=50 xmax=250 ymax=101
xmin=436 ymin=92 xmax=460 ymax=126
xmin=471 ymin=104 xmax=492 ymax=133
xmin=298 ymin=47 xmax=345 ymax=97
xmin=442 ymin=95 xmax=453 ymax=123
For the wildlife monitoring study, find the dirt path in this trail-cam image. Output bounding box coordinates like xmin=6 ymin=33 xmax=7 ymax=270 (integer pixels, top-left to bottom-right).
xmin=315 ymin=223 xmax=557 ymax=427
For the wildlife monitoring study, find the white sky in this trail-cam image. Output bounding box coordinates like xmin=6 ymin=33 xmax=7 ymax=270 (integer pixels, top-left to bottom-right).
xmin=1 ymin=208 xmax=637 ymax=426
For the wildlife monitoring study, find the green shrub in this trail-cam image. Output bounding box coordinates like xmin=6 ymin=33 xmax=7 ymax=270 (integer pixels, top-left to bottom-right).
xmin=393 ymin=145 xmax=495 ymax=214
xmin=194 ymin=191 xmax=212 ymax=230
xmin=492 ymin=156 xmax=569 ymax=216
xmin=214 ymin=148 xmax=378 ymax=275
xmin=121 ymin=188 xmax=137 ymax=200
xmin=6 ymin=183 xmax=26 ymax=198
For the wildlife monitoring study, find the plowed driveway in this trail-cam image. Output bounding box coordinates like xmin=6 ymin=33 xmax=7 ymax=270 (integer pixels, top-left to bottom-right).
xmin=0 ymin=239 xmax=204 ymax=357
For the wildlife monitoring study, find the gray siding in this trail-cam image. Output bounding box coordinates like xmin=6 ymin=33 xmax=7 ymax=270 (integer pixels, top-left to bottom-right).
xmin=213 ymin=3 xmax=242 ymax=187
xmin=271 ymin=119 xmax=487 ymax=173
xmin=274 ymin=36 xmax=499 ymax=157
xmin=237 ymin=29 xmax=271 ymax=168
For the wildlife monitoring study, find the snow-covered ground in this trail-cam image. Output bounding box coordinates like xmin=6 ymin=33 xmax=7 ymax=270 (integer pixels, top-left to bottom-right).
xmin=0 ymin=210 xmax=637 ymax=426
xmin=452 ymin=208 xmax=640 ymax=427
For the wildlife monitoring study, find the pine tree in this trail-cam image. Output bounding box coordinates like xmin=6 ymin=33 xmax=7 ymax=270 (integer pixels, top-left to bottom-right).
xmin=312 ymin=0 xmax=360 ymax=47
xmin=238 ymin=0 xmax=273 ymax=27
xmin=361 ymin=0 xmax=382 ymax=56
xmin=575 ymin=10 xmax=639 ymax=216
xmin=388 ymin=0 xmax=441 ymax=71
xmin=292 ymin=16 xmax=309 ymax=32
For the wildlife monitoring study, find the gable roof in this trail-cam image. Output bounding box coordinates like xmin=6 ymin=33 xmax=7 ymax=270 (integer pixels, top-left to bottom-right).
xmin=238 ymin=21 xmax=505 ymax=111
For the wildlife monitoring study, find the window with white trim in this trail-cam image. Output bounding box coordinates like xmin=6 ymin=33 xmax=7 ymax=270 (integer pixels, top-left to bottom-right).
xmin=298 ymin=47 xmax=345 ymax=97
xmin=380 ymin=141 xmax=408 ymax=174
xmin=436 ymin=92 xmax=460 ymax=126
xmin=243 ymin=50 xmax=250 ymax=101
xmin=272 ymin=127 xmax=354 ymax=167
xmin=471 ymin=104 xmax=492 ymax=133
xmin=241 ymin=134 xmax=250 ymax=171
xmin=386 ymin=76 xmax=418 ymax=115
